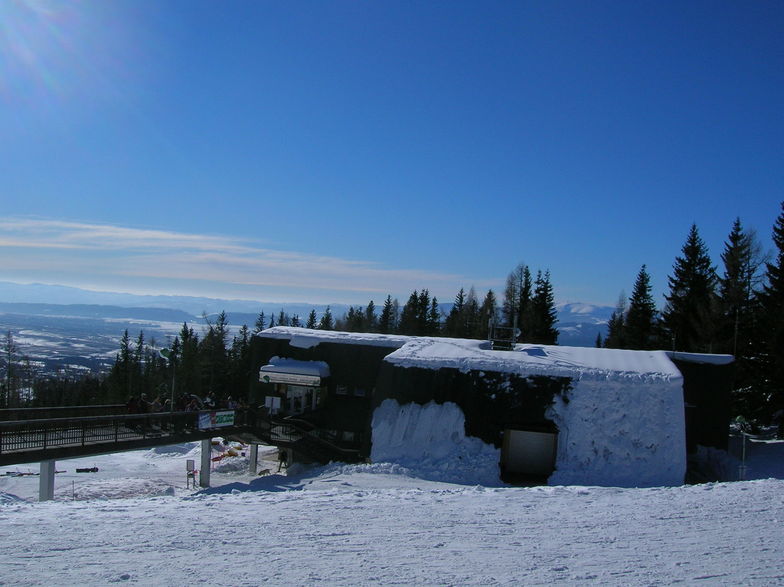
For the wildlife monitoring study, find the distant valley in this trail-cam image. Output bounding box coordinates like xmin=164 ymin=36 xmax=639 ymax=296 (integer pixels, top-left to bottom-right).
xmin=0 ymin=282 xmax=612 ymax=377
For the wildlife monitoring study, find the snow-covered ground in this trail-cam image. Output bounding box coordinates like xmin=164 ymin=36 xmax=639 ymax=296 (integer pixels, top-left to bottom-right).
xmin=1 ymin=431 xmax=783 ymax=586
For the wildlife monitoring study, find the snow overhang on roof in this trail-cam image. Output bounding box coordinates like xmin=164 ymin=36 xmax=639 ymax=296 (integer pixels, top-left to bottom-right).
xmin=665 ymin=351 xmax=735 ymax=366
xmin=384 ymin=338 xmax=684 ymax=383
xmin=259 ymin=356 xmax=330 ymax=386
xmin=254 ymin=326 xmax=412 ymax=350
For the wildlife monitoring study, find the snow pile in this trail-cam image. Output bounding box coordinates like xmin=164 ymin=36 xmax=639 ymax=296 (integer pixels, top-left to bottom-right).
xmin=56 ymin=478 xmax=178 ymax=501
xmin=0 ymin=491 xmax=26 ymax=505
xmin=370 ymin=399 xmax=502 ymax=486
xmin=547 ymin=376 xmax=686 ymax=487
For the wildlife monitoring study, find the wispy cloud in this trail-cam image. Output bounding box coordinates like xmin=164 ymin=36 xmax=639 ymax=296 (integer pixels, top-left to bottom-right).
xmin=0 ymin=218 xmax=489 ymax=302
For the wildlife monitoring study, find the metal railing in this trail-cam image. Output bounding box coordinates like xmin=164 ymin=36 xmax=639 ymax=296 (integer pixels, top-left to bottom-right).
xmin=0 ymin=411 xmax=238 ymax=464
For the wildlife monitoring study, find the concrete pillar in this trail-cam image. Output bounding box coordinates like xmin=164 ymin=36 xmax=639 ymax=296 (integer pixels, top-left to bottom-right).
xmin=249 ymin=444 xmax=259 ymax=475
xmin=39 ymin=460 xmax=55 ymax=502
xmin=200 ymin=438 xmax=211 ymax=488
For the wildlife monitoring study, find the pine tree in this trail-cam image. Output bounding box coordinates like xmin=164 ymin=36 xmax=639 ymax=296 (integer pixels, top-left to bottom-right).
xmin=662 ymin=224 xmax=718 ymax=352
xmin=398 ymin=291 xmax=420 ymax=335
xmin=518 ymin=266 xmax=533 ymax=338
xmin=756 ymin=202 xmax=784 ymax=435
xmin=463 ymin=287 xmax=480 ymax=338
xmin=290 ymin=314 xmax=301 ymax=328
xmin=427 ymin=296 xmax=441 ymax=335
xmin=718 ymin=218 xmax=763 ymax=356
xmin=365 ymin=300 xmax=377 ymax=332
xmin=625 ymin=265 xmax=658 ymax=350
xmin=527 ymin=270 xmax=558 ymax=344
xmin=378 ymin=296 xmax=394 ymax=334
xmin=253 ymin=311 xmax=266 ymax=333
xmin=604 ymin=293 xmax=627 ymax=349
xmin=306 ymin=309 xmax=318 ymax=329
xmin=319 ymin=306 xmax=334 ymax=330
xmin=478 ymin=289 xmax=498 ymax=340
xmin=444 ymin=288 xmax=467 ymax=337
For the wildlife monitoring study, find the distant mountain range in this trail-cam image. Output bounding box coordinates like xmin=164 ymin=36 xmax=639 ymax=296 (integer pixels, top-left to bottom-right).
xmin=0 ymin=282 xmax=612 ymax=374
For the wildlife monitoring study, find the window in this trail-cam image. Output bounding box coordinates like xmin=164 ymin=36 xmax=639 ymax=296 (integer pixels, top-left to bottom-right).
xmin=335 ymin=385 xmax=348 ymax=396
xmin=354 ymin=388 xmax=367 ymax=397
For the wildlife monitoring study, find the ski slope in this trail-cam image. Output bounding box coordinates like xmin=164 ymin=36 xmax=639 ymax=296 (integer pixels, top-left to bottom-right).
xmin=1 ymin=435 xmax=783 ymax=585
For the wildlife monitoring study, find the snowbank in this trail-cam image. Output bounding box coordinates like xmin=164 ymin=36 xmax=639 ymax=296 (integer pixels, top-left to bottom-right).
xmin=547 ymin=377 xmax=686 ymax=487
xmin=370 ymin=399 xmax=502 ymax=486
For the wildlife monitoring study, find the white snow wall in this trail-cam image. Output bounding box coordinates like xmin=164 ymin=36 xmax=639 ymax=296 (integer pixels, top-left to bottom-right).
xmin=370 ymin=399 xmax=501 ymax=486
xmin=546 ymin=378 xmax=686 ymax=488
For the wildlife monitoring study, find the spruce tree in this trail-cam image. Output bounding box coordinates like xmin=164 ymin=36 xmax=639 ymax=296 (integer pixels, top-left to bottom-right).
xmin=306 ymin=309 xmax=318 ymax=329
xmin=464 ymin=287 xmax=480 ymax=338
xmin=527 ymin=271 xmax=558 ymax=344
xmin=444 ymin=288 xmax=466 ymax=337
xmin=625 ymin=265 xmax=658 ymax=350
xmin=603 ymin=293 xmax=627 ymax=349
xmin=757 ymin=202 xmax=784 ymax=435
xmin=662 ymin=224 xmax=718 ymax=352
xmin=365 ymin=300 xmax=377 ymax=332
xmin=378 ymin=296 xmax=394 ymax=334
xmin=478 ymin=289 xmax=498 ymax=340
xmin=318 ymin=306 xmax=334 ymax=330
xmin=427 ymin=296 xmax=441 ymax=336
xmin=253 ymin=311 xmax=266 ymax=333
xmin=719 ymin=218 xmax=761 ymax=356
xmin=398 ymin=291 xmax=420 ymax=335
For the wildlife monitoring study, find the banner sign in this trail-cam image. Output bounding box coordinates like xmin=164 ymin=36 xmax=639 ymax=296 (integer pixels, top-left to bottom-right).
xmin=198 ymin=410 xmax=235 ymax=430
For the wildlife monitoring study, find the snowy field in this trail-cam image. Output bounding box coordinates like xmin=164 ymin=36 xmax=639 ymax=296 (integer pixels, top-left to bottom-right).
xmin=1 ymin=436 xmax=784 ymax=586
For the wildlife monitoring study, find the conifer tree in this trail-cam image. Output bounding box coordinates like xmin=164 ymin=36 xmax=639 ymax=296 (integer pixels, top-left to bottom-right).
xmin=318 ymin=306 xmax=334 ymax=330
xmin=517 ymin=266 xmax=533 ymax=337
xmin=427 ymin=296 xmax=441 ymax=335
xmin=378 ymin=296 xmax=395 ymax=334
xmin=398 ymin=291 xmax=420 ymax=335
xmin=365 ymin=300 xmax=377 ymax=332
xmin=756 ymin=202 xmax=784 ymax=435
xmin=444 ymin=288 xmax=467 ymax=337
xmin=663 ymin=224 xmax=718 ymax=352
xmin=290 ymin=314 xmax=301 ymax=328
xmin=306 ymin=309 xmax=318 ymax=329
xmin=478 ymin=289 xmax=498 ymax=340
xmin=253 ymin=311 xmax=266 ymax=333
xmin=718 ymin=218 xmax=763 ymax=356
xmin=625 ymin=265 xmax=658 ymax=350
xmin=527 ymin=270 xmax=558 ymax=344
xmin=463 ymin=287 xmax=480 ymax=338
xmin=604 ymin=293 xmax=627 ymax=349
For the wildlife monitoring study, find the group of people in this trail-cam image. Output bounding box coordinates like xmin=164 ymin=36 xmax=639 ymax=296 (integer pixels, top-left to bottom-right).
xmin=126 ymin=391 xmax=248 ymax=414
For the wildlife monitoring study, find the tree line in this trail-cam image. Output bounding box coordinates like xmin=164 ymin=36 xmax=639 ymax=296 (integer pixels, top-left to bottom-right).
xmin=2 ymin=202 xmax=782 ymax=434
xmin=600 ymin=204 xmax=784 ymax=431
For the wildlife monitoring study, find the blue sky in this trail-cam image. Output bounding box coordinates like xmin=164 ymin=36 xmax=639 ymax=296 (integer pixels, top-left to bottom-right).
xmin=1 ymin=1 xmax=782 ymax=307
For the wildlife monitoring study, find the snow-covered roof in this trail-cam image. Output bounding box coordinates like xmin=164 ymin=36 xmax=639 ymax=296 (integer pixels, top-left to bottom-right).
xmin=385 ymin=338 xmax=683 ymax=382
xmin=257 ymin=327 xmax=686 ymax=383
xmin=260 ymin=356 xmax=330 ymax=377
xmin=255 ymin=326 xmax=413 ymax=349
xmin=665 ymin=351 xmax=734 ymax=366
